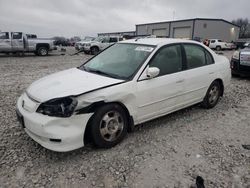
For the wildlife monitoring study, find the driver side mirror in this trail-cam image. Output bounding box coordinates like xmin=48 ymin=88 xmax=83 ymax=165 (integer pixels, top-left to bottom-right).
xmin=146 ymin=67 xmax=160 ymax=79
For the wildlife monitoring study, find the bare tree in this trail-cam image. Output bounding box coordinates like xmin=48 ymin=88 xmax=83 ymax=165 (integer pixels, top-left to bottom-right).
xmin=232 ymin=18 xmax=249 ymax=38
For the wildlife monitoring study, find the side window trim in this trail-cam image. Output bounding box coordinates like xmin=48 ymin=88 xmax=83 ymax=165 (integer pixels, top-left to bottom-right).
xmin=145 ymin=43 xmax=185 ymax=78
xmin=137 ymin=43 xmax=186 ymax=82
xmin=182 ymin=43 xmax=214 ymax=70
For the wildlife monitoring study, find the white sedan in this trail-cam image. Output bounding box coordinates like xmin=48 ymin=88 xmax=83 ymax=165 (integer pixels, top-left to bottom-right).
xmin=16 ymin=38 xmax=231 ymax=152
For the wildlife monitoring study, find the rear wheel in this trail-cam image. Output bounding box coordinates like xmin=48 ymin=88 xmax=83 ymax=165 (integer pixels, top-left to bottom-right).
xmin=216 ymin=46 xmax=221 ymax=51
xmin=202 ymin=81 xmax=221 ymax=109
xmin=90 ymin=104 xmax=128 ymax=148
xmin=37 ymin=47 xmax=48 ymax=56
xmin=91 ymin=46 xmax=99 ymax=55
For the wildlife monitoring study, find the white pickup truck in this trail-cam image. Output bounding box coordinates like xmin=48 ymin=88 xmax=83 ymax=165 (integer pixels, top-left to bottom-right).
xmin=0 ymin=32 xmax=56 ymax=56
xmin=208 ymin=39 xmax=236 ymax=51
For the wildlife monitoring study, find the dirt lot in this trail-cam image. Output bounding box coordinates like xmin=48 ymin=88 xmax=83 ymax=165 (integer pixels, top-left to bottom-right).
xmin=0 ymin=48 xmax=249 ymax=188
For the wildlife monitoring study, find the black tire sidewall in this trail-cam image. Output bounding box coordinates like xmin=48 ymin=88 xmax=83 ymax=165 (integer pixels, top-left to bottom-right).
xmin=90 ymin=104 xmax=128 ymax=148
xmin=38 ymin=47 xmax=48 ymax=56
xmin=202 ymin=81 xmax=221 ymax=109
xmin=216 ymin=46 xmax=221 ymax=51
xmin=91 ymin=47 xmax=99 ymax=55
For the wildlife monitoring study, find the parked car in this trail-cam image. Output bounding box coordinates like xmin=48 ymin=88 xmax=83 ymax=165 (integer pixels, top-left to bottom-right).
xmin=16 ymin=38 xmax=230 ymax=152
xmin=243 ymin=41 xmax=250 ymax=47
xmin=75 ymin=37 xmax=95 ymax=51
xmin=234 ymin=41 xmax=248 ymax=49
xmin=208 ymin=39 xmax=236 ymax=50
xmin=83 ymin=36 xmax=123 ymax=55
xmin=231 ymin=43 xmax=250 ymax=76
xmin=0 ymin=32 xmax=56 ymax=56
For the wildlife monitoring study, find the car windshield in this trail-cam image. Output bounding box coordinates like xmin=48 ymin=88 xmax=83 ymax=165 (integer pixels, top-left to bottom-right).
xmin=83 ymin=37 xmax=94 ymax=41
xmin=79 ymin=43 xmax=155 ymax=79
xmin=94 ymin=37 xmax=104 ymax=42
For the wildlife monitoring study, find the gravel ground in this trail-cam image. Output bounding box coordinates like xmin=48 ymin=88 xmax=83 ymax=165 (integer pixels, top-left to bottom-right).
xmin=0 ymin=48 xmax=249 ymax=188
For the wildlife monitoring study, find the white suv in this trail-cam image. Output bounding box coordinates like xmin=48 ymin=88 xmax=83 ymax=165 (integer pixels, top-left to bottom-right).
xmin=83 ymin=36 xmax=123 ymax=55
xmin=208 ymin=39 xmax=235 ymax=51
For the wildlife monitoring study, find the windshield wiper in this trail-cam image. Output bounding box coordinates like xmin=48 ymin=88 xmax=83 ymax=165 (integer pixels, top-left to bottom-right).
xmin=84 ymin=67 xmax=121 ymax=79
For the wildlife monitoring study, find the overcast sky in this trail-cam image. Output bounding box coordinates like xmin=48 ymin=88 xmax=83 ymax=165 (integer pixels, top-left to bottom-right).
xmin=0 ymin=0 xmax=249 ymax=38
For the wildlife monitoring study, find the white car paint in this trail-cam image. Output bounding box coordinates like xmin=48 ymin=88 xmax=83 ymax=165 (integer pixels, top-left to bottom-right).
xmin=26 ymin=68 xmax=124 ymax=102
xmin=208 ymin=39 xmax=234 ymax=50
xmin=17 ymin=38 xmax=231 ymax=152
xmin=83 ymin=36 xmax=122 ymax=53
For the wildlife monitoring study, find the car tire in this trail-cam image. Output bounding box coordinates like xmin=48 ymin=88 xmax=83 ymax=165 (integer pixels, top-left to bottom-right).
xmin=37 ymin=47 xmax=48 ymax=56
xmin=231 ymin=71 xmax=238 ymax=77
xmin=89 ymin=104 xmax=128 ymax=148
xmin=202 ymin=81 xmax=221 ymax=109
xmin=91 ymin=47 xmax=99 ymax=55
xmin=216 ymin=46 xmax=221 ymax=51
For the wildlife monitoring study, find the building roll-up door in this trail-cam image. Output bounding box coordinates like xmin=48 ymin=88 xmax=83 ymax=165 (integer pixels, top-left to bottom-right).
xmin=173 ymin=27 xmax=191 ymax=39
xmin=152 ymin=29 xmax=167 ymax=37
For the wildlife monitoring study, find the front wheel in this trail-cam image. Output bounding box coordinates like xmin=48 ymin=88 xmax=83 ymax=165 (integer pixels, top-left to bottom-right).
xmin=202 ymin=81 xmax=221 ymax=109
xmin=90 ymin=104 xmax=128 ymax=148
xmin=90 ymin=47 xmax=99 ymax=55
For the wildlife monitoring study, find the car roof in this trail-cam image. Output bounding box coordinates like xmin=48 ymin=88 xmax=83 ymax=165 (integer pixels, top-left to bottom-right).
xmin=120 ymin=37 xmax=202 ymax=46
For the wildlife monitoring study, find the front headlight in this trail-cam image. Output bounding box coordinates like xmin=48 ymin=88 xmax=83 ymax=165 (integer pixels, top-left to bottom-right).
xmin=232 ymin=51 xmax=240 ymax=60
xmin=37 ymin=97 xmax=78 ymax=117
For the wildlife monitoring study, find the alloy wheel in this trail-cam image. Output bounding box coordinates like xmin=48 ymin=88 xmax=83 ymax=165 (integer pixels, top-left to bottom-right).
xmin=99 ymin=111 xmax=124 ymax=142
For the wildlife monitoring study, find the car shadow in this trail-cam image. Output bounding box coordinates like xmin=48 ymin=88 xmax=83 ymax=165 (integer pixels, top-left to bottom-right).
xmin=232 ymin=75 xmax=250 ymax=81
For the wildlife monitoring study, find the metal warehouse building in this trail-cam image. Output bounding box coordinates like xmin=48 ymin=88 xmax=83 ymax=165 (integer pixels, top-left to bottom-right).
xmin=98 ymin=31 xmax=136 ymax=37
xmin=136 ymin=18 xmax=240 ymax=42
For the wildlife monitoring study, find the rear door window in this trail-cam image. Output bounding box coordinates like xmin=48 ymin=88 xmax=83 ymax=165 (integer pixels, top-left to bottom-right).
xmin=12 ymin=32 xmax=22 ymax=39
xmin=205 ymin=50 xmax=214 ymax=64
xmin=184 ymin=44 xmax=206 ymax=69
xmin=0 ymin=32 xmax=9 ymax=39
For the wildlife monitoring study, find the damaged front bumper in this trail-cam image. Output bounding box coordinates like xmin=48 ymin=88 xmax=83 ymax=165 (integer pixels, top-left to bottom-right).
xmin=17 ymin=94 xmax=93 ymax=152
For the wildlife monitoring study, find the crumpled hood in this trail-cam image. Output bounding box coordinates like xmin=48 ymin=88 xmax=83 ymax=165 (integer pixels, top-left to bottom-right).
xmin=26 ymin=68 xmax=124 ymax=102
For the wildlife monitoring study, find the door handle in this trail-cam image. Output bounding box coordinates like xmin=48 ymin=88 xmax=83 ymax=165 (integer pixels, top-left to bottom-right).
xmin=5 ymin=40 xmax=10 ymax=42
xmin=209 ymin=72 xmax=214 ymax=75
xmin=176 ymin=79 xmax=184 ymax=83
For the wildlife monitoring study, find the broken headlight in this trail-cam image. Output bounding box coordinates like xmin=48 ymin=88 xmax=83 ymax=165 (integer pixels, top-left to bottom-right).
xmin=36 ymin=97 xmax=78 ymax=117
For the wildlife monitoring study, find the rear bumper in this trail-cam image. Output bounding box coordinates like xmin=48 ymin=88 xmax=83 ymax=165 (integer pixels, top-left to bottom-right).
xmin=231 ymin=59 xmax=250 ymax=76
xmin=16 ymin=94 xmax=93 ymax=152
